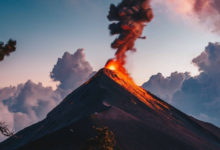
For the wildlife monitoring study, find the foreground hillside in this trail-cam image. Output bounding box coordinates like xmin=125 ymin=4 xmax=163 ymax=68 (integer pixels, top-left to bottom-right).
xmin=1 ymin=68 xmax=220 ymax=150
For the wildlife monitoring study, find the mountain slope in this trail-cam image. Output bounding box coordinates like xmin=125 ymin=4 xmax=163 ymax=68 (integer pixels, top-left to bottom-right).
xmin=1 ymin=68 xmax=220 ymax=150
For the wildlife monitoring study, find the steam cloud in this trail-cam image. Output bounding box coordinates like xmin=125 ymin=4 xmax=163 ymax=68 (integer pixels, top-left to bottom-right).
xmin=0 ymin=39 xmax=16 ymax=61
xmin=106 ymin=0 xmax=154 ymax=72
xmin=0 ymin=49 xmax=94 ymax=141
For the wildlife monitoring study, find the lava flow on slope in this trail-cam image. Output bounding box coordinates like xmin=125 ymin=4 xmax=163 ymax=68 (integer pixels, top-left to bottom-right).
xmin=105 ymin=60 xmax=170 ymax=112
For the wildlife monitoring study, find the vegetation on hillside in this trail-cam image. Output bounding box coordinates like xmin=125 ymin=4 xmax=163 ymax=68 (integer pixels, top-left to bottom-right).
xmin=0 ymin=122 xmax=14 ymax=137
xmin=81 ymin=126 xmax=119 ymax=150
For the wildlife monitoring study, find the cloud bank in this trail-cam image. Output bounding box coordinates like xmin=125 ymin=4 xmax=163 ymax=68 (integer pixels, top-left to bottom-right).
xmin=173 ymin=42 xmax=220 ymax=126
xmin=143 ymin=42 xmax=220 ymax=126
xmin=0 ymin=49 xmax=94 ymax=141
xmin=0 ymin=81 xmax=61 ymax=141
xmin=142 ymin=72 xmax=190 ymax=102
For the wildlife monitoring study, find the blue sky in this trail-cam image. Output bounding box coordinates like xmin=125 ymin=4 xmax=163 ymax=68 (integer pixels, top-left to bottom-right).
xmin=0 ymin=0 xmax=219 ymax=88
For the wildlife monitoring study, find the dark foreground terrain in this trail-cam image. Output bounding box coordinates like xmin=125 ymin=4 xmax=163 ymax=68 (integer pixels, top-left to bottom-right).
xmin=1 ymin=68 xmax=220 ymax=150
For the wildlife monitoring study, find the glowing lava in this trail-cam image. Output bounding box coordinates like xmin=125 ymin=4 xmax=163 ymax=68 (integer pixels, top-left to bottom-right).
xmin=105 ymin=59 xmax=135 ymax=84
xmin=108 ymin=65 xmax=116 ymax=71
xmin=105 ymin=59 xmax=118 ymax=71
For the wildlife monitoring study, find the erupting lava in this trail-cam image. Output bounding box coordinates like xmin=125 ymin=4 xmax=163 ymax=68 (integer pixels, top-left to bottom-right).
xmin=105 ymin=59 xmax=126 ymax=73
xmin=105 ymin=59 xmax=117 ymax=71
xmin=107 ymin=65 xmax=116 ymax=71
xmin=105 ymin=0 xmax=154 ymax=79
xmin=105 ymin=59 xmax=135 ymax=85
xmin=105 ymin=59 xmax=134 ymax=82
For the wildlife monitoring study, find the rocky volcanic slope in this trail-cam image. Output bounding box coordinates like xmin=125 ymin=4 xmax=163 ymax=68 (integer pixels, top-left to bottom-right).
xmin=1 ymin=68 xmax=220 ymax=150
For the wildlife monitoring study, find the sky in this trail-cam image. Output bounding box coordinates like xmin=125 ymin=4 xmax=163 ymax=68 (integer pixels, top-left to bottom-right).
xmin=1 ymin=0 xmax=220 ymax=140
xmin=0 ymin=0 xmax=219 ymax=88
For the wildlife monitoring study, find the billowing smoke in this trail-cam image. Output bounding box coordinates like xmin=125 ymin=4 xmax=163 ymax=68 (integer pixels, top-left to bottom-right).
xmin=0 ymin=39 xmax=16 ymax=61
xmin=158 ymin=0 xmax=220 ymax=33
xmin=106 ymin=0 xmax=154 ymax=73
xmin=142 ymin=72 xmax=190 ymax=102
xmin=50 ymin=49 xmax=94 ymax=95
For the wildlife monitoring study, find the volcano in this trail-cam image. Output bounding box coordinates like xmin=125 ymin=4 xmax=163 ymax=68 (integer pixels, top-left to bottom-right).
xmin=1 ymin=68 xmax=220 ymax=150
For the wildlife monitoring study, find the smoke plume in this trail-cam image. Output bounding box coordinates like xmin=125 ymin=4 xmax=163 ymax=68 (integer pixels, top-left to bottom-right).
xmin=0 ymin=39 xmax=16 ymax=61
xmin=106 ymin=0 xmax=154 ymax=73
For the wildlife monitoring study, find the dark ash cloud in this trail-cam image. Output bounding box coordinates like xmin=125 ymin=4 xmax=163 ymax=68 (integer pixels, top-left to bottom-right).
xmin=106 ymin=0 xmax=153 ymax=73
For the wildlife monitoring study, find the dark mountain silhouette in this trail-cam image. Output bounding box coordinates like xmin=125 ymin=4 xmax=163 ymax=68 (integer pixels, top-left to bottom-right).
xmin=1 ymin=68 xmax=220 ymax=150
